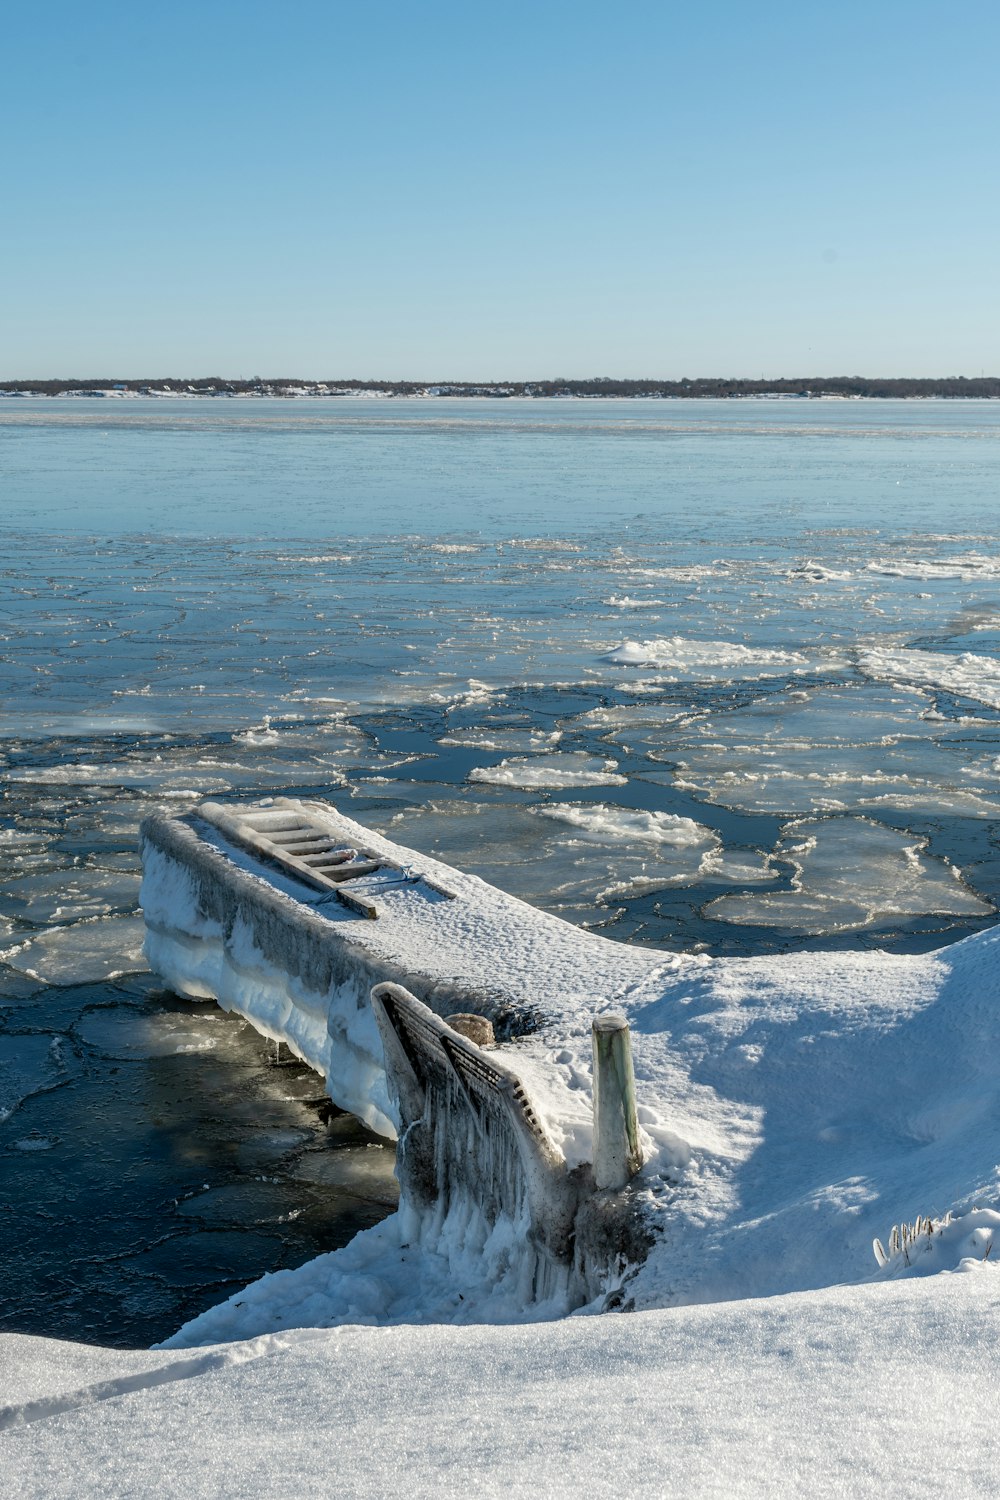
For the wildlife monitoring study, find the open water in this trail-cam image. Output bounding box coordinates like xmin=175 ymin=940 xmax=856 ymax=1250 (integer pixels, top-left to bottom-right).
xmin=3 ymin=395 xmax=1000 ymax=1342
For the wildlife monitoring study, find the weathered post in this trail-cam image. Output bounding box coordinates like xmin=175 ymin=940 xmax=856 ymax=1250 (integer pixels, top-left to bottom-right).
xmin=592 ymin=1014 xmax=643 ymax=1190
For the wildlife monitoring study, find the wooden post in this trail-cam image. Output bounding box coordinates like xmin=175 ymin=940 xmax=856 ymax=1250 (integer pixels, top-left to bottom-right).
xmin=592 ymin=1014 xmax=642 ymax=1190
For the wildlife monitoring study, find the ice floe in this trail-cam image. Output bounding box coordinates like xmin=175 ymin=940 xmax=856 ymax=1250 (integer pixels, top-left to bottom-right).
xmin=603 ymin=635 xmax=816 ymax=677
xmin=706 ymin=816 xmax=991 ymax=934
xmin=867 ymin=553 xmax=1000 ymax=581
xmin=74 ymin=1006 xmax=222 ymax=1059
xmin=469 ymin=752 xmax=627 ymax=789
xmin=603 ymin=595 xmax=666 ymax=608
xmin=657 ymin=682 xmax=1000 ymax=820
xmin=438 ymin=727 xmax=562 ymax=752
xmin=860 ymin=646 xmax=1000 ymax=710
xmin=0 ymin=869 xmax=139 ymax=924
xmin=1 ymin=916 xmax=148 ymax=984
xmin=533 ymin=802 xmax=713 ymax=848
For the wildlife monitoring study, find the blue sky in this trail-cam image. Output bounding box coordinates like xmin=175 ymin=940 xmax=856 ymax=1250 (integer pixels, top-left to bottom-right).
xmin=2 ymin=1 xmax=997 ymax=378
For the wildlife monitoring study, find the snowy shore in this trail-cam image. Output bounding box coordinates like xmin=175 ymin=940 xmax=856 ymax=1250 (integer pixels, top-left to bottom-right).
xmin=4 ymin=797 xmax=998 ymax=1490
xmin=3 ymin=1271 xmax=998 ymax=1495
xmin=134 ymin=799 xmax=1000 ymax=1344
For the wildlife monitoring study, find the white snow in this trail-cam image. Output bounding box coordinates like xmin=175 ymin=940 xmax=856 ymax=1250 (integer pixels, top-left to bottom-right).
xmin=139 ymin=802 xmax=1000 ymax=1336
xmin=4 ymin=1273 xmax=999 ymax=1495
xmin=4 ymin=793 xmax=1000 ymax=1491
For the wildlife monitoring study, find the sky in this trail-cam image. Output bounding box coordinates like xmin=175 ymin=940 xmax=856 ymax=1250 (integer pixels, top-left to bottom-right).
xmin=1 ymin=1 xmax=998 ymax=380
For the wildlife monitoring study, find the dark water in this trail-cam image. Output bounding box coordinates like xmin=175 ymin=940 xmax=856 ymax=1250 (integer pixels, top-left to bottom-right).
xmin=0 ymin=977 xmax=397 ymax=1348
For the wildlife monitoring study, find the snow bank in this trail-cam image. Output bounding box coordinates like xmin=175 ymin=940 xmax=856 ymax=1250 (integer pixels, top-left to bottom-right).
xmin=5 ymin=1272 xmax=1000 ymax=1496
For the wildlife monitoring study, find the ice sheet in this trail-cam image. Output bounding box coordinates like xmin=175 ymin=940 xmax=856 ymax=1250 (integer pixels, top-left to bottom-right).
xmin=706 ymin=817 xmax=991 ymax=934
xmin=860 ymin=646 xmax=1000 ymax=710
xmin=0 ymin=1034 xmax=75 ymax=1123
xmin=1 ymin=917 xmax=148 ymax=984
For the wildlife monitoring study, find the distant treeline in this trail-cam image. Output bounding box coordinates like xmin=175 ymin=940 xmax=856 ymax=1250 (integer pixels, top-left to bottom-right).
xmin=3 ymin=375 xmax=1000 ymax=399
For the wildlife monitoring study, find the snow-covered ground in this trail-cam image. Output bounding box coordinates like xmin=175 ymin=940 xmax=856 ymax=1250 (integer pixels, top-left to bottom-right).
xmin=7 ymin=817 xmax=1000 ymax=1493
xmin=3 ymin=1268 xmax=998 ymax=1496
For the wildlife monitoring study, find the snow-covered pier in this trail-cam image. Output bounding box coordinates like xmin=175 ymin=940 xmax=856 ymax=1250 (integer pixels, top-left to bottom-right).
xmin=140 ymin=798 xmax=654 ymax=1311
xmin=141 ymin=794 xmax=1000 ymax=1342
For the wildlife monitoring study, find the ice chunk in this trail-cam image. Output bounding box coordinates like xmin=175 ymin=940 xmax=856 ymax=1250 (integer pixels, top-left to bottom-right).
xmin=658 ymin=682 xmax=1000 ymax=820
xmin=0 ymin=828 xmax=54 ymax=850
xmin=469 ymin=753 xmax=626 ymax=789
xmin=0 ymin=869 xmax=140 ymax=924
xmin=860 ymin=647 xmax=1000 ymax=711
xmin=438 ymin=728 xmax=562 ymax=752
xmin=867 ymin=554 xmax=1000 ymax=581
xmin=698 ymin=848 xmax=778 ymax=884
xmin=1 ymin=916 xmax=148 ymax=983
xmin=603 ymin=636 xmax=815 ymax=677
xmin=534 ymin=803 xmax=714 ymax=848
xmin=603 ymin=596 xmax=666 ymax=608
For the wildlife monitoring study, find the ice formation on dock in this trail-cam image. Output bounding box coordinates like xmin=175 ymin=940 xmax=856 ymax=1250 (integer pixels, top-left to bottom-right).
xmin=140 ymin=797 xmax=1000 ymax=1346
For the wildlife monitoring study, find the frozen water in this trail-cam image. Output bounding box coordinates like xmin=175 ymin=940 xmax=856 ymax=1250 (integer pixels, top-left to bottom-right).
xmin=707 ymin=817 xmax=992 ymax=935
xmin=0 ymin=986 xmax=398 ymax=1347
xmin=653 ymin=682 xmax=1000 ymax=822
xmin=74 ymin=1006 xmax=223 ymax=1059
xmin=603 ymin=635 xmax=821 ymax=677
xmin=867 ymin=552 xmax=1000 ymax=580
xmin=0 ymin=869 xmax=139 ymax=924
xmin=860 ymin=646 xmax=1000 ymax=710
xmin=1 ymin=917 xmax=149 ymax=984
xmin=534 ymin=802 xmax=714 ymax=847
xmin=6 ymin=397 xmax=1000 ymax=1346
xmin=437 ymin=727 xmax=562 ymax=752
xmin=0 ymin=1035 xmax=75 ymax=1123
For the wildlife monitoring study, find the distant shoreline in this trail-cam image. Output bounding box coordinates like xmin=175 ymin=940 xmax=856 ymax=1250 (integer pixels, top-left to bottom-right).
xmin=2 ymin=376 xmax=1000 ymax=401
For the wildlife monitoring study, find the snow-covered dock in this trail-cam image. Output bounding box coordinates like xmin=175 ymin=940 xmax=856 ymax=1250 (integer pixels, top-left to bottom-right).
xmin=140 ymin=795 xmax=1000 ymax=1344
xmin=140 ymin=798 xmax=656 ymax=1313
